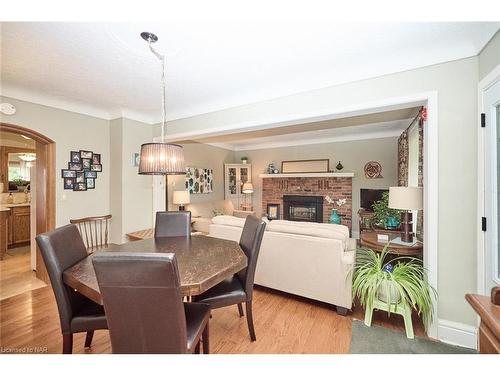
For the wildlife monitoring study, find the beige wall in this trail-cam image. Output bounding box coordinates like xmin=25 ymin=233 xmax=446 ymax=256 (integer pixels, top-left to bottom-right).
xmin=234 ymin=137 xmax=399 ymax=234
xmin=0 ymin=96 xmax=111 ymax=227
xmin=479 ymin=30 xmax=500 ymax=80
xmin=165 ymin=141 xmax=235 ymax=210
xmin=165 ymin=57 xmax=480 ymax=327
xmin=109 ymin=118 xmax=154 ymax=243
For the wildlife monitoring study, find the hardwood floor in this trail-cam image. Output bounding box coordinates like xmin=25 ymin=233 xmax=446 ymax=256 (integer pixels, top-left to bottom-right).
xmin=0 ymin=283 xmax=426 ymax=354
xmin=0 ymin=246 xmax=46 ymax=301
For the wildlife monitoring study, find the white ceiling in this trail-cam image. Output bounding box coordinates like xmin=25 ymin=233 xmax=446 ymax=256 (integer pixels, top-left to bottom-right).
xmin=1 ymin=22 xmax=499 ymax=123
xmin=195 ymin=107 xmax=419 ymax=150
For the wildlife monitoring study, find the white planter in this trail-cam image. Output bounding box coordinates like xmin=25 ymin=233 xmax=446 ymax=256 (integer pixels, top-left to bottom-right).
xmin=377 ymin=280 xmax=401 ymax=304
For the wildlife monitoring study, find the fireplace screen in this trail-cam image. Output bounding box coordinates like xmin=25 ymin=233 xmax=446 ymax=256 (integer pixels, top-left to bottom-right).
xmin=283 ymin=195 xmax=323 ymax=223
xmin=289 ymin=206 xmax=317 ymax=221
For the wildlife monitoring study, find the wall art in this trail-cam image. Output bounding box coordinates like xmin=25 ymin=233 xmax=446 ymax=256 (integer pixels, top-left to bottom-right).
xmin=185 ymin=167 xmax=213 ymax=194
xmin=61 ymin=150 xmax=102 ymax=191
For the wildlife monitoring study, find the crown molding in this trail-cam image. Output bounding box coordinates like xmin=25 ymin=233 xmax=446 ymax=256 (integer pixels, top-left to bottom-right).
xmin=1 ymin=84 xmax=156 ymax=124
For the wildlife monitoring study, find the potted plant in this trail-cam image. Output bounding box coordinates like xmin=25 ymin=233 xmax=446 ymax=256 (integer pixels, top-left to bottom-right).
xmin=371 ymin=191 xmax=401 ymax=229
xmin=241 ymin=156 xmax=248 ymax=164
xmin=352 ymin=246 xmax=437 ymax=329
xmin=12 ymin=178 xmax=29 ymax=192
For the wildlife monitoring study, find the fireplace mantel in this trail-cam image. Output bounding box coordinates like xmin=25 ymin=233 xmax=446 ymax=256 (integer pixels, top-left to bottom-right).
xmin=259 ymin=172 xmax=354 ymax=178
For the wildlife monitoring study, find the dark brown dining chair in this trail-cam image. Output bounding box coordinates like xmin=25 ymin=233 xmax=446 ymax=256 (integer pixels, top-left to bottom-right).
xmin=154 ymin=211 xmax=191 ymax=238
xmin=92 ymin=252 xmax=210 ymax=354
xmin=35 ymin=224 xmax=107 ymax=354
xmin=70 ymin=214 xmax=112 ymax=252
xmin=193 ymin=215 xmax=266 ymax=341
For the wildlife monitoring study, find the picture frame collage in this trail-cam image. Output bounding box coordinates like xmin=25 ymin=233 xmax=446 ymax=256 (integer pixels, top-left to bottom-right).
xmin=61 ymin=150 xmax=102 ymax=191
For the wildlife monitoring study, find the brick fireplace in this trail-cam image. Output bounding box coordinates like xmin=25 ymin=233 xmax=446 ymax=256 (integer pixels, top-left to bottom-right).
xmin=261 ymin=175 xmax=353 ymax=230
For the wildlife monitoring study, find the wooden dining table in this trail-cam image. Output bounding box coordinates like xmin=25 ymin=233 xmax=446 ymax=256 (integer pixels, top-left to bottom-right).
xmin=63 ymin=235 xmax=247 ymax=305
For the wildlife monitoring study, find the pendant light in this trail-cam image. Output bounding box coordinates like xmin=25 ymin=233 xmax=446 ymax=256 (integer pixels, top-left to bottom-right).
xmin=138 ymin=32 xmax=185 ymax=175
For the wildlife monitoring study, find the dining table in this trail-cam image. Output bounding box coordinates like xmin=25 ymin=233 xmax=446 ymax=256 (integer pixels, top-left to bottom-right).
xmin=63 ymin=235 xmax=247 ymax=305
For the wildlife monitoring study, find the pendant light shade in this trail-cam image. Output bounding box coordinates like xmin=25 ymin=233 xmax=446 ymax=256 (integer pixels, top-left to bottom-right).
xmin=138 ymin=142 xmax=185 ymax=175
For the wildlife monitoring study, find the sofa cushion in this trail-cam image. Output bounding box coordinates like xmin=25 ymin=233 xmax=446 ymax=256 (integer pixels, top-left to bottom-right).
xmin=211 ymin=215 xmax=246 ymax=228
xmin=267 ymin=220 xmax=349 ymax=244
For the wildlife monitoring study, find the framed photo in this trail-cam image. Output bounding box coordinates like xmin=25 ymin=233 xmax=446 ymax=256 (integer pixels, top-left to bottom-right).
xmin=90 ymin=164 xmax=102 ymax=172
xmin=267 ymin=203 xmax=280 ymax=220
xmin=61 ymin=169 xmax=77 ymax=178
xmin=133 ymin=153 xmax=140 ymax=167
xmin=68 ymin=162 xmax=82 ymax=171
xmin=63 ymin=178 xmax=75 ymax=190
xmin=92 ymin=153 xmax=101 ymax=165
xmin=70 ymin=151 xmax=81 ymax=163
xmin=82 ymin=158 xmax=92 ymax=170
xmin=73 ymin=182 xmax=87 ymax=191
xmin=86 ymin=178 xmax=95 ymax=189
xmin=281 ymin=159 xmax=329 ymax=174
xmin=84 ymin=171 xmax=97 ymax=178
xmin=80 ymin=150 xmax=93 ymax=159
xmin=76 ymin=172 xmax=85 ymax=184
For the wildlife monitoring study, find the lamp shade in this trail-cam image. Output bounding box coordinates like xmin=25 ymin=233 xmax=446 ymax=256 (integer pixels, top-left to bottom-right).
xmin=242 ymin=182 xmax=254 ymax=194
xmin=138 ymin=143 xmax=185 ymax=175
xmin=173 ymin=190 xmax=190 ymax=205
xmin=388 ymin=186 xmax=423 ymax=210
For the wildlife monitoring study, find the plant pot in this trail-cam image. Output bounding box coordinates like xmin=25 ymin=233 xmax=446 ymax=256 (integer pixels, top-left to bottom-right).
xmin=241 ymin=159 xmax=247 ymax=164
xmin=329 ymin=209 xmax=341 ymax=224
xmin=377 ymin=280 xmax=401 ymax=304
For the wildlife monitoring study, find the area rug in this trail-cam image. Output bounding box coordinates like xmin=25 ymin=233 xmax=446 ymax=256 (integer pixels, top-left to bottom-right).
xmin=349 ymin=320 xmax=477 ymax=354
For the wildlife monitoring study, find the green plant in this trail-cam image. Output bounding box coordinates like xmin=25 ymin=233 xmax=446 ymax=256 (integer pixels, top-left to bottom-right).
xmin=11 ymin=178 xmax=29 ymax=186
xmin=352 ymin=246 xmax=437 ymax=329
xmin=371 ymin=191 xmax=401 ymax=227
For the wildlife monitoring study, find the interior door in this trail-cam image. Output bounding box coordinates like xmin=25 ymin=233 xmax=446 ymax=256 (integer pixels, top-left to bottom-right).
xmin=483 ymin=78 xmax=500 ymax=292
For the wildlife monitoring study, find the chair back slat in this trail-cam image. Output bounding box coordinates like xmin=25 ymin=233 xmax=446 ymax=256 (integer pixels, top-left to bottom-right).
xmin=70 ymin=215 xmax=112 ymax=252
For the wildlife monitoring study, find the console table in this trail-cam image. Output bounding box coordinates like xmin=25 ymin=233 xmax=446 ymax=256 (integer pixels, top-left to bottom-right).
xmin=360 ymin=231 xmax=423 ymax=256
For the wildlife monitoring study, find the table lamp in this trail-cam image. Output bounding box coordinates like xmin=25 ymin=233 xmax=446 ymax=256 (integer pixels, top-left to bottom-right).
xmin=173 ymin=190 xmax=190 ymax=211
xmin=241 ymin=182 xmax=254 ymax=211
xmin=388 ymin=186 xmax=423 ymax=243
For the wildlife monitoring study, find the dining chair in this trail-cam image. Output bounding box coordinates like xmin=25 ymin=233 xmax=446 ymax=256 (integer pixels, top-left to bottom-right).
xmin=154 ymin=211 xmax=191 ymax=238
xmin=35 ymin=224 xmax=108 ymax=354
xmin=92 ymin=252 xmax=210 ymax=354
xmin=70 ymin=214 xmax=112 ymax=252
xmin=193 ymin=215 xmax=266 ymax=341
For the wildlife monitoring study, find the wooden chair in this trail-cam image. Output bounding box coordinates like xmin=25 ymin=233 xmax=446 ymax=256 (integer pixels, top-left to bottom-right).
xmin=70 ymin=214 xmax=112 ymax=252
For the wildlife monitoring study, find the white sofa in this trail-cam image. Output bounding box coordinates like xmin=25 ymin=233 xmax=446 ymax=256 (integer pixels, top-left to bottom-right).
xmin=209 ymin=215 xmax=356 ymax=313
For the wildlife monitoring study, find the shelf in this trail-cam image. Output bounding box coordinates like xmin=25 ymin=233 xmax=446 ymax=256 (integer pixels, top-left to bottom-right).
xmin=259 ymin=172 xmax=354 ymax=178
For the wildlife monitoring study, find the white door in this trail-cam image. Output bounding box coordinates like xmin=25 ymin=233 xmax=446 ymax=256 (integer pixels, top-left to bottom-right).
xmin=483 ymin=78 xmax=500 ymax=292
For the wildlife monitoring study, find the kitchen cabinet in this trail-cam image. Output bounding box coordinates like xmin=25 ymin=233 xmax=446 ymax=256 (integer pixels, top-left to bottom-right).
xmin=7 ymin=205 xmax=31 ymax=246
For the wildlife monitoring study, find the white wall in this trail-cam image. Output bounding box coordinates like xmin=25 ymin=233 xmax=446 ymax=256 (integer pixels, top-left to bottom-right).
xmin=164 ymin=57 xmax=480 ymax=327
xmin=234 ymin=137 xmax=399 ymax=235
xmin=479 ymin=30 xmax=500 ymax=81
xmin=0 ymin=96 xmax=111 ymax=227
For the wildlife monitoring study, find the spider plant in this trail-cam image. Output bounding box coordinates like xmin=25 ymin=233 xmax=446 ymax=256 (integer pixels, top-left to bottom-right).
xmin=352 ymin=245 xmax=437 ymax=329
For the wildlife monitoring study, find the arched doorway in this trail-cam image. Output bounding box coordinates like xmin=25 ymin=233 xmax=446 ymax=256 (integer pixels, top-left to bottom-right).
xmin=0 ymin=122 xmax=55 ymax=283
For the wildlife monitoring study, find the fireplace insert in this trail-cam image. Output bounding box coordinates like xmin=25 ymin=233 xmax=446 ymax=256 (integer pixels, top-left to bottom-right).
xmin=283 ymin=195 xmax=323 ymax=223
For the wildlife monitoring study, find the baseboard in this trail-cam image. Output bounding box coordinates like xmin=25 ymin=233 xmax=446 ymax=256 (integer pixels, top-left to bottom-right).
xmin=438 ymin=319 xmax=477 ymax=349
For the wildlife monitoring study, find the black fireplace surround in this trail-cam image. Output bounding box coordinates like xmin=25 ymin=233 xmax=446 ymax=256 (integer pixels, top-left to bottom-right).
xmin=283 ymin=195 xmax=323 ymax=223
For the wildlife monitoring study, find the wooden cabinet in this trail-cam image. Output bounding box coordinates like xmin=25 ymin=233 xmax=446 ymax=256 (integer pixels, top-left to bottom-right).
xmin=7 ymin=205 xmax=31 ymax=246
xmin=224 ymin=163 xmax=252 ymax=210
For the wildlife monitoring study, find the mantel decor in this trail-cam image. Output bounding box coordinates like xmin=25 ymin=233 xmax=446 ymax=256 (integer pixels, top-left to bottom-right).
xmin=61 ymin=150 xmax=102 ymax=191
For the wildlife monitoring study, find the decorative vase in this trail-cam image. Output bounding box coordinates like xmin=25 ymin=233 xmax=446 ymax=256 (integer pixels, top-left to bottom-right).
xmin=242 ymin=159 xmax=247 ymax=164
xmin=329 ymin=209 xmax=341 ymax=224
xmin=385 ymin=216 xmax=399 ymax=229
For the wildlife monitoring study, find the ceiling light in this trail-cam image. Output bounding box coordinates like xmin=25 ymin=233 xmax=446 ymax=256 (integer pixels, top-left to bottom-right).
xmin=138 ymin=32 xmax=185 ymax=176
xmin=19 ymin=153 xmax=36 ymax=162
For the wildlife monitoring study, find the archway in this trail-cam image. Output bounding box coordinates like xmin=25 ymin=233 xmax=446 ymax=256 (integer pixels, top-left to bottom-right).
xmin=0 ymin=122 xmax=55 ymax=283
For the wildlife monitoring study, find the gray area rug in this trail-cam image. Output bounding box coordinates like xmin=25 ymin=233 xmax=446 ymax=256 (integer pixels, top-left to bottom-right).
xmin=350 ymin=320 xmax=477 ymax=354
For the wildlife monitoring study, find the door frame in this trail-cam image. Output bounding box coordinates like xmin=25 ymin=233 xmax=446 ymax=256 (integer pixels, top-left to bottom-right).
xmin=153 ymin=91 xmax=439 ymax=339
xmin=477 ymin=63 xmax=500 ymax=295
xmin=0 ymin=122 xmax=56 ymax=283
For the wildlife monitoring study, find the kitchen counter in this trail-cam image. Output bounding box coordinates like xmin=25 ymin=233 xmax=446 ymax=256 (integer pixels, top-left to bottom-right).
xmin=1 ymin=203 xmax=31 ymax=208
